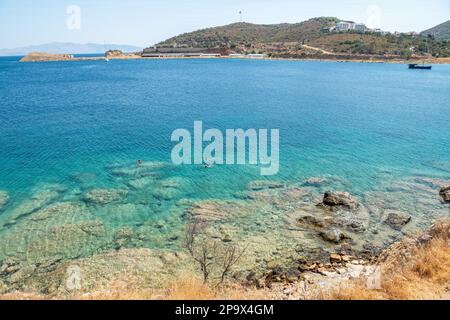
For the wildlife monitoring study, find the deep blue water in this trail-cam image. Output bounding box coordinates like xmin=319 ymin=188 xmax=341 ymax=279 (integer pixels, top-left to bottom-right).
xmin=0 ymin=56 xmax=449 ymax=215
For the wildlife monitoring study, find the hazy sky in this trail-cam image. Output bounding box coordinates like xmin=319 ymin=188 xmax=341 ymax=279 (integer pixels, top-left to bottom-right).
xmin=1 ymin=0 xmax=449 ymax=49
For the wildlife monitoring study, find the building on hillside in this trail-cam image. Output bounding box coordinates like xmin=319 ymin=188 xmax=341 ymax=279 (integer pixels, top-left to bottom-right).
xmin=336 ymin=21 xmax=355 ymax=31
xmin=355 ymin=23 xmax=367 ymax=32
xmin=335 ymin=21 xmax=367 ymax=33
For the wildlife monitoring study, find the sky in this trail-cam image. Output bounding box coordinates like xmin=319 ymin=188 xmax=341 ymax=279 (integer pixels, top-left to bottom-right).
xmin=1 ymin=0 xmax=449 ymax=49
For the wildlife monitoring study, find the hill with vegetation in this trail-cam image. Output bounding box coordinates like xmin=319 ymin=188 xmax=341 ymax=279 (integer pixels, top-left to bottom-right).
xmin=153 ymin=17 xmax=450 ymax=59
xmin=421 ymin=20 xmax=450 ymax=40
xmin=157 ymin=17 xmax=338 ymax=48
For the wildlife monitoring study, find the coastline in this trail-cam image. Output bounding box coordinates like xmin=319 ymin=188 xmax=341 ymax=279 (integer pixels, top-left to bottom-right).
xmin=18 ymin=52 xmax=450 ymax=65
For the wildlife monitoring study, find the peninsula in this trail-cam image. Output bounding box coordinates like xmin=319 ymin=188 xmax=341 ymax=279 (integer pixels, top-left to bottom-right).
xmin=19 ymin=17 xmax=450 ymax=64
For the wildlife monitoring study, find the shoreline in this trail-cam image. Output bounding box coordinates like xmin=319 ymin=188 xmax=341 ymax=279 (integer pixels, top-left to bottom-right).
xmin=18 ymin=53 xmax=450 ymax=65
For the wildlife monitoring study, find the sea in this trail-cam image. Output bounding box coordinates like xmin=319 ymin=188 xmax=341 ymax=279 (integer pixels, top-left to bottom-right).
xmin=0 ymin=56 xmax=449 ymax=269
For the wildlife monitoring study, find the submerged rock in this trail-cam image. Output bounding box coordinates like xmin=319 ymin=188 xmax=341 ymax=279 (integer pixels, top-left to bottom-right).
xmin=384 ymin=211 xmax=411 ymax=230
xmin=318 ymin=191 xmax=359 ymax=210
xmin=0 ymin=191 xmax=9 ymax=210
xmin=303 ymin=177 xmax=329 ymax=187
xmin=31 ymin=202 xmax=85 ymax=221
xmin=248 ymin=180 xmax=285 ymax=191
xmin=84 ymin=189 xmax=127 ymax=205
xmin=114 ymin=227 xmax=134 ymax=249
xmin=319 ymin=228 xmax=351 ymax=243
xmin=0 ymin=257 xmax=21 ymax=276
xmin=439 ymin=186 xmax=450 ymax=203
xmin=127 ymin=176 xmax=155 ymax=189
xmin=298 ymin=215 xmax=332 ymax=228
xmin=187 ymin=200 xmax=247 ymax=223
xmin=7 ymin=190 xmax=61 ymax=220
xmin=110 ymin=161 xmax=167 ymax=177
xmin=152 ymin=187 xmax=179 ymax=201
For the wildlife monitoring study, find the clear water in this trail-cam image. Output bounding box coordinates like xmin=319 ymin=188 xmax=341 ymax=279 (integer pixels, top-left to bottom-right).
xmin=0 ymin=56 xmax=449 ymax=263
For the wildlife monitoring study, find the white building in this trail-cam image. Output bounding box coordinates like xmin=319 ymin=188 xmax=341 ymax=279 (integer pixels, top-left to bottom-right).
xmin=335 ymin=21 xmax=356 ymax=31
xmin=335 ymin=21 xmax=367 ymax=33
xmin=355 ymin=23 xmax=366 ymax=32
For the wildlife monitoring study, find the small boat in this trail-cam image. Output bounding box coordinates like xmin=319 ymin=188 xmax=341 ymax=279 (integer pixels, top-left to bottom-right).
xmin=409 ymin=63 xmax=432 ymax=70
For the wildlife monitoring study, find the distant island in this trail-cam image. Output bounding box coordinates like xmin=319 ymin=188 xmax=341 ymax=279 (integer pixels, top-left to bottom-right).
xmin=20 ymin=50 xmax=141 ymax=62
xmin=19 ymin=18 xmax=450 ymax=64
xmin=0 ymin=42 xmax=142 ymax=57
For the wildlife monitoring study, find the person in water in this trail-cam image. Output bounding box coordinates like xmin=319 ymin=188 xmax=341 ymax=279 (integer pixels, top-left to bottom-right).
xmin=137 ymin=160 xmax=143 ymax=166
xmin=204 ymin=157 xmax=214 ymax=168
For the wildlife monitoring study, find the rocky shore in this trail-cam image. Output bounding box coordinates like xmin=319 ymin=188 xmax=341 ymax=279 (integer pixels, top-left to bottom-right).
xmin=0 ymin=159 xmax=448 ymax=298
xmin=19 ymin=51 xmax=450 ymax=64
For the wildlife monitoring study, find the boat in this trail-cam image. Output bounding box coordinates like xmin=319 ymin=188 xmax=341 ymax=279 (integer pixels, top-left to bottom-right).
xmin=409 ymin=63 xmax=432 ymax=70
xmin=408 ymin=38 xmax=432 ymax=70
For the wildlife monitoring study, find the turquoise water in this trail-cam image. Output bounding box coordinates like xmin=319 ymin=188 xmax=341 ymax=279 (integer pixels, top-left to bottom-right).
xmin=0 ymin=56 xmax=449 ymax=264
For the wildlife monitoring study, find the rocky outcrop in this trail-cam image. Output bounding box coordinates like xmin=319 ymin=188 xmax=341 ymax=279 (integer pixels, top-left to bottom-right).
xmin=384 ymin=211 xmax=411 ymax=230
xmin=439 ymin=185 xmax=450 ymax=203
xmin=20 ymin=52 xmax=73 ymax=62
xmin=318 ymin=191 xmax=359 ymax=210
xmin=105 ymin=50 xmax=141 ymax=60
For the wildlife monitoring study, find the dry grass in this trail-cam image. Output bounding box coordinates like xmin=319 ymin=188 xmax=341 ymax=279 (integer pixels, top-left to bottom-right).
xmin=162 ymin=277 xmax=269 ymax=300
xmin=2 ymin=220 xmax=449 ymax=300
xmin=325 ymin=220 xmax=450 ymax=300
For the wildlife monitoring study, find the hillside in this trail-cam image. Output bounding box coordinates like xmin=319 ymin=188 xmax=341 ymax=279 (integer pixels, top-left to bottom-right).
xmin=153 ymin=17 xmax=450 ymax=58
xmin=157 ymin=17 xmax=338 ymax=48
xmin=421 ymin=20 xmax=450 ymax=40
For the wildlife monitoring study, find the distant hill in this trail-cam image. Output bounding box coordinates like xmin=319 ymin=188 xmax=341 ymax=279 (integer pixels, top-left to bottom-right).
xmin=421 ymin=20 xmax=450 ymax=40
xmin=152 ymin=17 xmax=450 ymax=58
xmin=156 ymin=17 xmax=339 ymax=48
xmin=0 ymin=42 xmax=143 ymax=56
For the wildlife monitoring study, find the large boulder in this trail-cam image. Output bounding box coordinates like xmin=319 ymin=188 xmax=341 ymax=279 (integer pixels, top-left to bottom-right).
xmin=319 ymin=191 xmax=359 ymax=210
xmin=439 ymin=185 xmax=450 ymax=203
xmin=384 ymin=211 xmax=411 ymax=230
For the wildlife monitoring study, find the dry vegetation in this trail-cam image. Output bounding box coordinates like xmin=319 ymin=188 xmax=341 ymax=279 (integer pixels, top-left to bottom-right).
xmin=1 ymin=220 xmax=449 ymax=301
xmin=322 ymin=220 xmax=450 ymax=300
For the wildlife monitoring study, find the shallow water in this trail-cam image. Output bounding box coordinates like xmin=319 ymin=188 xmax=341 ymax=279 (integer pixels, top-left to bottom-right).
xmin=0 ymin=57 xmax=449 ymax=267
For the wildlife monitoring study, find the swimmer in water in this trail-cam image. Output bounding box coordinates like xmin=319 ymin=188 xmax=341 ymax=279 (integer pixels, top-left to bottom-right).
xmin=204 ymin=157 xmax=214 ymax=168
xmin=137 ymin=160 xmax=143 ymax=166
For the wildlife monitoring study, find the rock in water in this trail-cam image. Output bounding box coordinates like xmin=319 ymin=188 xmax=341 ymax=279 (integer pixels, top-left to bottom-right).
xmin=319 ymin=191 xmax=359 ymax=210
xmin=384 ymin=211 xmax=412 ymax=230
xmin=439 ymin=185 xmax=450 ymax=203
xmin=303 ymin=177 xmax=328 ymax=187
xmin=319 ymin=228 xmax=350 ymax=243
xmin=0 ymin=191 xmax=9 ymax=210
xmin=114 ymin=227 xmax=134 ymax=249
xmin=84 ymin=189 xmax=127 ymax=205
